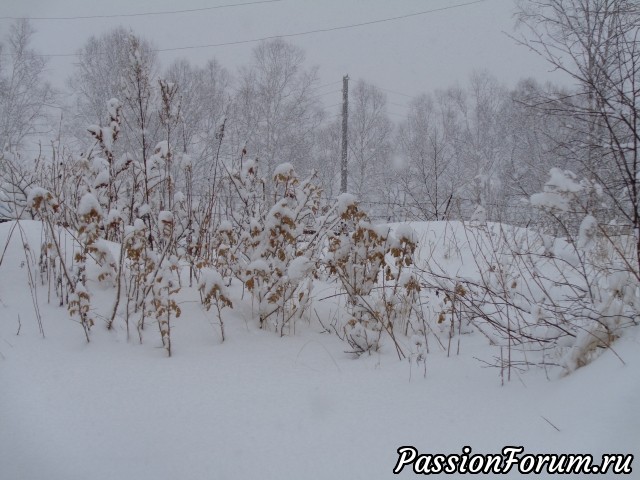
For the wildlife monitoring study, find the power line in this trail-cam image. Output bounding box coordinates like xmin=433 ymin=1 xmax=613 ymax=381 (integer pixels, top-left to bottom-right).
xmin=310 ymin=89 xmax=342 ymax=100
xmin=309 ymin=80 xmax=343 ymax=93
xmin=388 ymin=101 xmax=409 ymax=109
xmin=155 ymin=0 xmax=488 ymax=54
xmin=378 ymin=87 xmax=418 ymax=100
xmin=0 ymin=0 xmax=282 ymax=21
xmin=1 ymin=0 xmax=488 ymax=58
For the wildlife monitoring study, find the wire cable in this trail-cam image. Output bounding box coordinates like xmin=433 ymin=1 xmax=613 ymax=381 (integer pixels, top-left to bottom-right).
xmin=155 ymin=0 xmax=488 ymax=54
xmin=0 ymin=0 xmax=282 ymax=21
xmin=310 ymin=89 xmax=342 ymax=100
xmin=1 ymin=0 xmax=488 ymax=57
xmin=378 ymin=87 xmax=417 ymax=99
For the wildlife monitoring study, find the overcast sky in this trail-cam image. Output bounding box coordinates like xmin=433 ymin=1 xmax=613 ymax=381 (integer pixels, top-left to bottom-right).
xmin=0 ymin=0 xmax=565 ymax=116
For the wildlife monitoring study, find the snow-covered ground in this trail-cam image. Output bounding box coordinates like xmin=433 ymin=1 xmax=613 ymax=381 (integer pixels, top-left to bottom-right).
xmin=1 ymin=221 xmax=638 ymax=479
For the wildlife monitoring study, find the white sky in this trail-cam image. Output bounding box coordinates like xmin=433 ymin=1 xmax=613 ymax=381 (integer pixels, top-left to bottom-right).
xmin=0 ymin=0 xmax=564 ymax=116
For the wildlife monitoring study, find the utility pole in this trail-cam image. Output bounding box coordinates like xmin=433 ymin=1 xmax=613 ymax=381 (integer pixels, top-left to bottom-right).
xmin=340 ymin=74 xmax=349 ymax=194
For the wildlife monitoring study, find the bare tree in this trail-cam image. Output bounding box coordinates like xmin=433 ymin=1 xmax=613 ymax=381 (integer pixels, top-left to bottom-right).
xmin=68 ymin=28 xmax=159 ymax=165
xmin=347 ymin=80 xmax=393 ymax=213
xmin=447 ymin=72 xmax=511 ymax=220
xmin=516 ymin=0 xmax=640 ymax=274
xmin=496 ymin=78 xmax=584 ymax=227
xmin=312 ymin=116 xmax=342 ymax=202
xmin=69 ymin=28 xmax=161 ymax=229
xmin=231 ymin=39 xmax=323 ymax=187
xmin=397 ymin=93 xmax=456 ymax=221
xmin=394 ymin=73 xmax=511 ymax=223
xmin=0 ymin=19 xmax=56 ymax=151
xmin=164 ymin=57 xmax=231 ymax=187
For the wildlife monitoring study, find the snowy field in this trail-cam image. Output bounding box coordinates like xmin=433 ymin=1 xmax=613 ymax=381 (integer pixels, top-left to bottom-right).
xmin=1 ymin=220 xmax=638 ymax=479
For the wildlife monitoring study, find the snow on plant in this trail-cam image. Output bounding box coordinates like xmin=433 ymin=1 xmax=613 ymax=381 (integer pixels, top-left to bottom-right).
xmin=27 ymin=184 xmax=78 ymax=311
xmin=417 ymin=175 xmax=638 ymax=379
xmin=325 ymin=194 xmax=421 ymax=358
xmin=27 ymin=187 xmax=101 ymax=340
xmin=211 ymin=220 xmax=237 ymax=283
xmin=87 ymin=99 xmax=121 ymax=163
xmin=117 ymin=211 xmax=182 ymax=355
xmin=528 ymin=169 xmax=638 ymax=371
xmin=198 ymin=267 xmax=233 ymax=341
xmin=529 ymin=168 xmax=583 ymax=212
xmin=415 ymin=222 xmax=538 ymax=379
xmin=211 ymin=156 xmax=346 ymax=336
xmin=0 ymin=149 xmax=41 ymax=220
xmin=435 ymin=282 xmax=468 ymax=356
xmin=148 ymin=211 xmax=182 ymax=356
xmin=225 ymin=156 xmax=266 ymax=264
xmin=66 ymin=193 xmax=105 ymax=341
xmin=151 ymin=256 xmax=181 ymax=357
xmin=27 ymin=187 xmax=59 ymax=218
xmin=119 ymin=219 xmax=155 ymax=340
xmin=238 ymin=164 xmax=328 ymax=334
xmin=82 ymin=97 xmax=189 ymax=352
xmin=87 ymin=99 xmax=134 ymax=219
xmin=382 ymin=225 xmax=424 ymax=357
